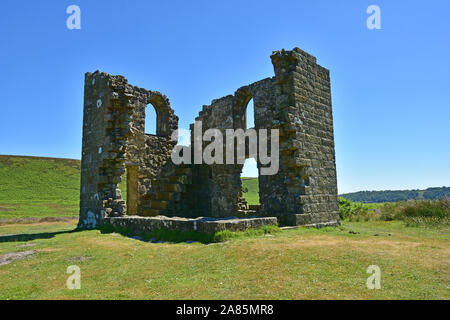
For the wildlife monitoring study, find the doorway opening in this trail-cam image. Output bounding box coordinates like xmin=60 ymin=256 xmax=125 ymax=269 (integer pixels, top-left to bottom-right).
xmin=240 ymin=158 xmax=259 ymax=206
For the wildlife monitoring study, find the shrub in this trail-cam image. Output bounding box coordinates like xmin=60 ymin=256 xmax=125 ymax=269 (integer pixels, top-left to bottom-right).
xmin=338 ymin=197 xmax=372 ymax=221
xmin=401 ymin=198 xmax=449 ymax=219
xmin=388 ymin=198 xmax=450 ymax=227
xmin=338 ymin=197 xmax=450 ymax=226
xmin=338 ymin=197 xmax=352 ymax=220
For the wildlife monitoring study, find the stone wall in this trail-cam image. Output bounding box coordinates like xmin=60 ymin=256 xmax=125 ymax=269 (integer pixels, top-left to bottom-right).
xmin=79 ymin=71 xmax=178 ymax=228
xmin=104 ymin=216 xmax=278 ymax=234
xmin=269 ymin=48 xmax=339 ymax=225
xmin=184 ymin=48 xmax=339 ymax=225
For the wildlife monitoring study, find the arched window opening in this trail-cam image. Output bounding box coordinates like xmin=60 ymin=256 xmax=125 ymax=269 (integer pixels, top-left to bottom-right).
xmin=240 ymin=158 xmax=260 ymax=205
xmin=145 ymin=104 xmax=157 ymax=135
xmin=245 ymin=98 xmax=255 ymax=129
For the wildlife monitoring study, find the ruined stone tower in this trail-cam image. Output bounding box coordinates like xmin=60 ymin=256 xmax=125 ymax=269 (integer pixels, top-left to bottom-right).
xmin=79 ymin=47 xmax=340 ymax=230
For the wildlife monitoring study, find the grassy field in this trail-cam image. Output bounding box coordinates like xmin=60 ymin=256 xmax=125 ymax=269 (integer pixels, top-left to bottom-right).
xmin=0 ymin=219 xmax=448 ymax=299
xmin=0 ymin=155 xmax=80 ymax=220
xmin=0 ymin=155 xmax=448 ymax=299
xmin=241 ymin=177 xmax=259 ymax=205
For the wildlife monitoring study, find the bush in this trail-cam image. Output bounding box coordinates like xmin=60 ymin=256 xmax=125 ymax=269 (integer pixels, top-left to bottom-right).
xmin=388 ymin=198 xmax=449 ymax=227
xmin=338 ymin=197 xmax=450 ymax=227
xmin=403 ymin=216 xmax=450 ymax=228
xmin=402 ymin=198 xmax=449 ymax=218
xmin=338 ymin=197 xmax=372 ymax=221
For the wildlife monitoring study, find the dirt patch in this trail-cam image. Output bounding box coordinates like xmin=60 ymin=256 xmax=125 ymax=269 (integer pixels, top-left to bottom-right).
xmin=46 ymin=204 xmax=77 ymax=215
xmin=37 ymin=248 xmax=62 ymax=253
xmin=263 ymin=236 xmax=422 ymax=250
xmin=0 ymin=216 xmax=77 ymax=226
xmin=67 ymin=255 xmax=91 ymax=262
xmin=0 ymin=250 xmax=36 ymax=266
xmin=16 ymin=243 xmax=38 ymax=248
xmin=0 ymin=206 xmax=16 ymax=212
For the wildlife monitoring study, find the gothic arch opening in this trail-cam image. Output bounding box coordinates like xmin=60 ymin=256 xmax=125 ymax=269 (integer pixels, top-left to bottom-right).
xmin=245 ymin=98 xmax=255 ymax=129
xmin=147 ymin=94 xmax=170 ymax=137
xmin=145 ymin=103 xmax=157 ymax=135
xmin=233 ymin=87 xmax=253 ymax=130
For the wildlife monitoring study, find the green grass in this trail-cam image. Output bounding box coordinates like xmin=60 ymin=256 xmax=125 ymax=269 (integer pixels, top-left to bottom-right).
xmin=0 ymin=155 xmax=80 ymax=202
xmin=0 ymin=200 xmax=78 ymax=220
xmin=241 ymin=177 xmax=259 ymax=205
xmin=0 ymin=220 xmax=448 ymax=299
xmin=0 ymin=155 xmax=80 ymax=219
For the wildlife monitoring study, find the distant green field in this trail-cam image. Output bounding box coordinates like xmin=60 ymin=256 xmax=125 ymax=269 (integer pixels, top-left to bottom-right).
xmin=241 ymin=177 xmax=259 ymax=205
xmin=0 ymin=155 xmax=80 ymax=219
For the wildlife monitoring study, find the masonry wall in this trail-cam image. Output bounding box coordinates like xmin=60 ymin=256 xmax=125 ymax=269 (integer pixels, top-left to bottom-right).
xmin=187 ymin=95 xmax=239 ymax=217
xmin=79 ymin=71 xmax=177 ymax=228
xmin=79 ymin=72 xmax=112 ymax=228
xmin=268 ymin=48 xmax=339 ymax=225
xmin=186 ymin=48 xmax=339 ymax=225
xmin=186 ymin=77 xmax=280 ymax=218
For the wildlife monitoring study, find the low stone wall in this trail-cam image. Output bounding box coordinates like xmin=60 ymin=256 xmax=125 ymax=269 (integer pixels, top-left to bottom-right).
xmin=103 ymin=215 xmax=278 ymax=234
xmin=278 ymin=213 xmax=340 ymax=228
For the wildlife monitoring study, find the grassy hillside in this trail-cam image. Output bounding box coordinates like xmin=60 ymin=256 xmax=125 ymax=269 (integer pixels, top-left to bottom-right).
xmin=241 ymin=177 xmax=259 ymax=205
xmin=0 ymin=155 xmax=80 ymax=219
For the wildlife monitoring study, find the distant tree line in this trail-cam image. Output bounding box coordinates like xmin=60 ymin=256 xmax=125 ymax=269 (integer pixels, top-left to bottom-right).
xmin=340 ymin=187 xmax=450 ymax=203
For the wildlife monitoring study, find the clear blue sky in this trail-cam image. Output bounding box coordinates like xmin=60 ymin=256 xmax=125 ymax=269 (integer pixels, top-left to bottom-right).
xmin=1 ymin=0 xmax=449 ymax=193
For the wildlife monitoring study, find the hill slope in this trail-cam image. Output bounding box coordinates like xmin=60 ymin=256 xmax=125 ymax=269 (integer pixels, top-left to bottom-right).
xmin=241 ymin=177 xmax=259 ymax=205
xmin=0 ymin=155 xmax=80 ymax=219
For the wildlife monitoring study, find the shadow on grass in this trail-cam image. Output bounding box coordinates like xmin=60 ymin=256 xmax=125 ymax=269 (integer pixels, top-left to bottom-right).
xmin=0 ymin=228 xmax=80 ymax=243
xmin=0 ymin=223 xmax=282 ymax=245
xmin=99 ymin=224 xmax=215 ymax=244
xmin=0 ymin=216 xmax=77 ymax=226
xmin=99 ymin=224 xmax=282 ymax=244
